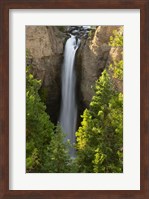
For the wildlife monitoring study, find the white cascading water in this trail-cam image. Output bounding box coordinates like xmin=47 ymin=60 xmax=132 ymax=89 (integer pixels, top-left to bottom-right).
xmin=59 ymin=35 xmax=80 ymax=156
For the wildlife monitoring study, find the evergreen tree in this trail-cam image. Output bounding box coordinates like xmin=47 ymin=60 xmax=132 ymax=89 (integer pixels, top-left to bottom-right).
xmin=42 ymin=125 xmax=72 ymax=173
xmin=26 ymin=65 xmax=73 ymax=173
xmin=76 ymin=70 xmax=123 ymax=173
xmin=26 ymin=66 xmax=54 ymax=172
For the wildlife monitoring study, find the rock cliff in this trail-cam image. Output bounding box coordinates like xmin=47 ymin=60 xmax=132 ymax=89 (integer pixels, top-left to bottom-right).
xmin=26 ymin=26 xmax=66 ymax=123
xmin=77 ymin=26 xmax=123 ymax=108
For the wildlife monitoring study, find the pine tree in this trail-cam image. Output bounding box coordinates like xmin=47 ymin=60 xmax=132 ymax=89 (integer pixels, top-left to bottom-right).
xmin=76 ymin=70 xmax=123 ymax=173
xmin=42 ymin=125 xmax=72 ymax=173
xmin=26 ymin=66 xmax=55 ymax=172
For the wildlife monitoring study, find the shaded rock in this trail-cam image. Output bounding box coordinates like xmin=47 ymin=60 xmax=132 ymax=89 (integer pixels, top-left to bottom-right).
xmin=106 ymin=46 xmax=123 ymax=93
xmin=77 ymin=26 xmax=121 ymax=107
xmin=26 ymin=26 xmax=66 ymax=123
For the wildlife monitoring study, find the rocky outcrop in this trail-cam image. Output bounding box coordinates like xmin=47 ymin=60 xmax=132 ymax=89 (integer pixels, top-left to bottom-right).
xmin=77 ymin=26 xmax=123 ymax=107
xmin=26 ymin=26 xmax=66 ymax=123
xmin=105 ymin=27 xmax=123 ymax=93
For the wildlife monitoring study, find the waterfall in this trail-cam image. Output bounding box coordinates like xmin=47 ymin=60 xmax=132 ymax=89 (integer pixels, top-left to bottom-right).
xmin=59 ymin=35 xmax=80 ymax=156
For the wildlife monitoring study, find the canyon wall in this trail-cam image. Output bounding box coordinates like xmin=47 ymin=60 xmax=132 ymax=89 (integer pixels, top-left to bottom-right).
xmin=77 ymin=26 xmax=123 ymax=108
xmin=26 ymin=26 xmax=66 ymax=123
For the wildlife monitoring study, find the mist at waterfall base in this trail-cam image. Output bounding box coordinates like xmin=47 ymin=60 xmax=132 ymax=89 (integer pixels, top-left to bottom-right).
xmin=59 ymin=35 xmax=80 ymax=157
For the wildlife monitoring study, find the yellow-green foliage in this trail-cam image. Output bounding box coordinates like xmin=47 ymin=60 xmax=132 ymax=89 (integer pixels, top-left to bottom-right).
xmin=109 ymin=60 xmax=123 ymax=80
xmin=76 ymin=109 xmax=91 ymax=150
xmin=26 ymin=49 xmax=30 ymax=58
xmin=76 ymin=70 xmax=123 ymax=173
xmin=109 ymin=28 xmax=123 ymax=47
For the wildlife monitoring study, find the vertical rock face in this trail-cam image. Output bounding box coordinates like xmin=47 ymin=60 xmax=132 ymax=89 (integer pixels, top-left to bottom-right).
xmin=77 ymin=26 xmax=123 ymax=108
xmin=26 ymin=26 xmax=66 ymax=123
xmin=105 ymin=27 xmax=123 ymax=93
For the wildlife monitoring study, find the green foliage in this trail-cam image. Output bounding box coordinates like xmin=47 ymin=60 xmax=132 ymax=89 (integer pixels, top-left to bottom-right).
xmin=26 ymin=66 xmax=76 ymax=173
xmin=109 ymin=28 xmax=123 ymax=47
xmin=26 ymin=49 xmax=30 ymax=58
xmin=42 ymin=125 xmax=72 ymax=173
xmin=39 ymin=86 xmax=49 ymax=104
xmin=26 ymin=66 xmax=55 ymax=172
xmin=76 ymin=70 xmax=123 ymax=173
xmin=109 ymin=60 xmax=123 ymax=80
